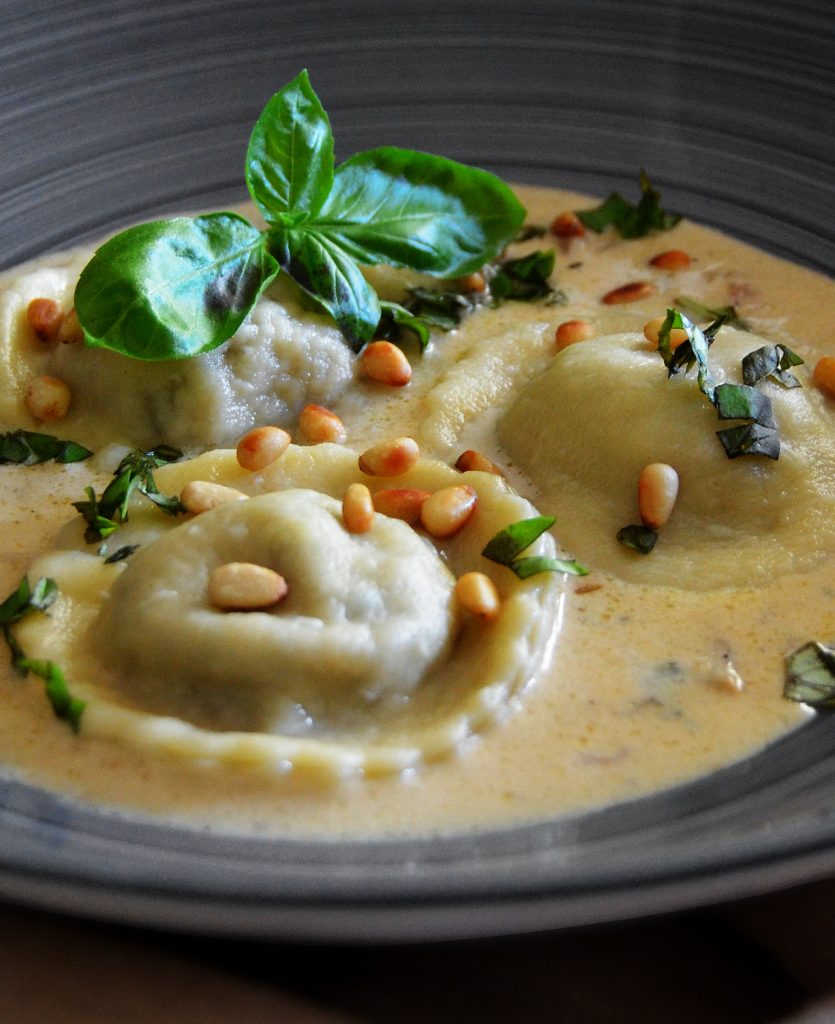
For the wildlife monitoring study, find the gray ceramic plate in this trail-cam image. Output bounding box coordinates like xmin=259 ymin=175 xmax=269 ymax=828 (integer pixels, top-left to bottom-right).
xmin=1 ymin=0 xmax=833 ymax=941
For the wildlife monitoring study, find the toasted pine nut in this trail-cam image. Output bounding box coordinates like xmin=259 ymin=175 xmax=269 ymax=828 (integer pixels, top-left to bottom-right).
xmin=26 ymin=298 xmax=64 ymax=342
xmin=602 ymin=281 xmax=655 ymax=305
xmin=299 ymin=404 xmax=346 ymax=444
xmin=420 ymin=484 xmax=477 ymax=538
xmin=455 ymin=271 xmax=486 ymax=293
xmin=372 ymin=488 xmax=431 ymax=523
xmin=358 ymin=437 xmax=419 ymax=477
xmin=181 ymin=480 xmax=247 ymax=514
xmin=813 ymin=357 xmax=835 ymax=400
xmin=550 ymin=211 xmax=586 ymax=238
xmin=25 ymin=375 xmax=71 ymax=421
xmin=361 ymin=341 xmax=412 ymax=386
xmin=638 ymin=463 xmax=679 ymax=530
xmin=555 ymin=319 xmax=594 ymax=350
xmin=208 ymin=562 xmax=287 ymax=611
xmin=643 ymin=316 xmax=689 ymax=350
xmin=455 ymin=571 xmax=500 ymax=621
xmin=56 ymin=308 xmax=83 ymax=344
xmin=455 ymin=449 xmax=503 ymax=475
xmin=236 ymin=426 xmax=291 ymax=471
xmin=342 ymin=483 xmax=374 ymax=533
xmin=649 ymin=249 xmax=691 ymax=271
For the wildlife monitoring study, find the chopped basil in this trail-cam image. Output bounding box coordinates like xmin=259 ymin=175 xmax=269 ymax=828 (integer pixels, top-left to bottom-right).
xmin=713 ymin=382 xmax=776 ymax=428
xmin=674 ymin=295 xmax=750 ymax=332
xmin=101 ymin=544 xmax=140 ymax=564
xmin=0 ymin=429 xmax=92 ymax=466
xmin=0 ymin=576 xmax=58 ymax=674
xmin=576 ymin=170 xmax=680 ymax=239
xmin=73 ymin=446 xmax=184 ymax=543
xmin=716 ymin=422 xmax=780 ymax=460
xmin=482 ymin=516 xmax=588 ymax=578
xmin=784 ymin=641 xmax=835 ymax=709
xmin=742 ymin=344 xmax=804 ymax=389
xmin=616 ymin=524 xmax=658 ymax=554
xmin=16 ymin=658 xmax=85 ymax=732
xmin=514 ymin=224 xmax=548 ymax=242
xmin=489 ymin=250 xmax=564 ymax=305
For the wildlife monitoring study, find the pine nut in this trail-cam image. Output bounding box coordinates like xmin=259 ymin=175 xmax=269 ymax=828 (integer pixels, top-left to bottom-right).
xmin=342 ymin=483 xmax=374 ymax=533
xmin=550 ymin=211 xmax=586 ymax=238
xmin=236 ymin=426 xmax=291 ymax=471
xmin=602 ymin=281 xmax=655 ymax=305
xmin=56 ymin=308 xmax=83 ymax=344
xmin=649 ymin=249 xmax=691 ymax=271
xmin=181 ymin=480 xmax=248 ymax=514
xmin=360 ymin=341 xmax=412 ymax=386
xmin=420 ymin=484 xmax=477 ymax=538
xmin=25 ymin=375 xmax=71 ymax=421
xmin=455 ymin=449 xmax=503 ymax=475
xmin=643 ymin=316 xmax=689 ymax=350
xmin=372 ymin=488 xmax=431 ymax=523
xmin=813 ymin=357 xmax=835 ymax=400
xmin=299 ymin=404 xmax=346 ymax=444
xmin=208 ymin=562 xmax=287 ymax=611
xmin=455 ymin=271 xmax=487 ymax=293
xmin=638 ymin=463 xmax=679 ymax=529
xmin=555 ymin=319 xmax=594 ymax=350
xmin=358 ymin=437 xmax=419 ymax=477
xmin=455 ymin=571 xmax=500 ymax=621
xmin=26 ymin=298 xmax=64 ymax=342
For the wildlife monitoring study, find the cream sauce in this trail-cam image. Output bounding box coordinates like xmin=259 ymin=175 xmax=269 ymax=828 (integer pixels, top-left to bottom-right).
xmin=0 ymin=185 xmax=833 ymax=838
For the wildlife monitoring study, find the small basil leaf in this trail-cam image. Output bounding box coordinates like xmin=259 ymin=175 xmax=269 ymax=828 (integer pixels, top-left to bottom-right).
xmin=713 ymin=383 xmax=777 ymax=429
xmin=784 ymin=642 xmax=835 ymax=708
xmin=101 ymin=544 xmax=140 ymax=563
xmin=0 ymin=430 xmax=92 ymax=466
xmin=316 ymin=146 xmax=525 ymax=276
xmin=512 ymin=555 xmax=588 ymax=579
xmin=616 ymin=524 xmax=658 ymax=554
xmin=377 ymin=301 xmax=431 ymax=351
xmin=490 ymin=250 xmax=557 ymax=304
xmin=577 ymin=171 xmax=679 ymax=239
xmin=716 ymin=422 xmax=780 ymax=460
xmin=75 ymin=213 xmax=279 ymax=360
xmin=403 ymin=287 xmax=479 ymax=330
xmin=743 ymin=344 xmax=804 ymax=389
xmin=16 ymin=657 xmax=86 ymax=732
xmin=0 ymin=576 xmax=57 ymax=627
xmin=245 ymin=69 xmax=334 ymax=223
xmin=674 ymin=295 xmax=750 ymax=331
xmin=482 ymin=516 xmax=556 ymax=565
xmin=274 ymin=226 xmax=381 ymax=349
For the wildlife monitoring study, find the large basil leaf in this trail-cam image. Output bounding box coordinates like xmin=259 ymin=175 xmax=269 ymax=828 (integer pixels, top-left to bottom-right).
xmin=273 ymin=226 xmax=381 ymax=349
xmin=245 ymin=69 xmax=334 ymax=223
xmin=75 ymin=213 xmax=279 ymax=360
xmin=314 ymin=146 xmax=525 ymax=275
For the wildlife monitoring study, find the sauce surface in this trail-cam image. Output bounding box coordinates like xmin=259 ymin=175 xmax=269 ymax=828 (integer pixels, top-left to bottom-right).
xmin=0 ymin=185 xmax=832 ymax=839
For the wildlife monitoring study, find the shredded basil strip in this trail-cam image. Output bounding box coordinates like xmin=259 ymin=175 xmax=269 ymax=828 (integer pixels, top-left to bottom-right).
xmin=0 ymin=429 xmax=92 ymax=466
xmin=784 ymin=642 xmax=835 ymax=709
xmin=482 ymin=516 xmax=587 ymax=578
xmin=576 ymin=170 xmax=680 ymax=239
xmin=0 ymin=576 xmax=58 ymax=675
xmin=16 ymin=658 xmax=86 ymax=732
xmin=674 ymin=295 xmax=751 ymax=332
xmin=742 ymin=344 xmax=804 ymax=389
xmin=616 ymin=524 xmax=658 ymax=554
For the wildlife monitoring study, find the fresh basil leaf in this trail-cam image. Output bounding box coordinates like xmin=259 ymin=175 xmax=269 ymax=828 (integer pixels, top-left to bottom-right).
xmin=0 ymin=576 xmax=57 ymax=628
xmin=272 ymin=225 xmax=381 ymax=349
xmin=76 ymin=213 xmax=279 ymax=360
xmin=512 ymin=555 xmax=588 ymax=579
xmin=377 ymin=301 xmax=432 ymax=351
xmin=315 ymin=146 xmax=525 ymax=276
xmin=16 ymin=657 xmax=85 ymax=732
xmin=404 ymin=287 xmax=480 ymax=330
xmin=489 ymin=250 xmax=558 ymax=304
xmin=742 ymin=344 xmax=804 ymax=389
xmin=784 ymin=642 xmax=835 ymax=708
xmin=577 ymin=170 xmax=680 ymax=239
xmin=674 ymin=295 xmax=750 ymax=331
xmin=0 ymin=430 xmax=92 ymax=466
xmin=657 ymin=309 xmax=715 ymax=402
xmin=482 ymin=516 xmax=556 ymax=566
xmin=713 ymin=383 xmax=777 ymax=429
xmin=102 ymin=544 xmax=140 ymax=564
xmin=245 ymin=69 xmax=334 ymax=223
xmin=616 ymin=524 xmax=658 ymax=554
xmin=716 ymin=422 xmax=780 ymax=460
xmin=514 ymin=224 xmax=548 ymax=242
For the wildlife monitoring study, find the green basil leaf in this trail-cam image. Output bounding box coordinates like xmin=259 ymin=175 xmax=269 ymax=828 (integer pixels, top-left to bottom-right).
xmin=482 ymin=516 xmax=556 ymax=565
xmin=102 ymin=544 xmax=140 ymax=564
xmin=0 ymin=576 xmax=57 ymax=627
xmin=716 ymin=422 xmax=780 ymax=460
xmin=784 ymin=641 xmax=835 ymax=708
xmin=514 ymin=224 xmax=548 ymax=242
xmin=272 ymin=226 xmax=381 ymax=349
xmin=315 ymin=146 xmax=525 ymax=276
xmin=377 ymin=301 xmax=431 ymax=351
xmin=577 ymin=170 xmax=680 ymax=239
xmin=404 ymin=287 xmax=480 ymax=330
xmin=512 ymin=555 xmax=588 ymax=579
xmin=16 ymin=657 xmax=86 ymax=732
xmin=245 ymin=69 xmax=334 ymax=223
xmin=489 ymin=250 xmax=558 ymax=304
xmin=658 ymin=309 xmax=715 ymax=402
xmin=743 ymin=344 xmax=804 ymax=389
xmin=616 ymin=524 xmax=658 ymax=554
xmin=674 ymin=295 xmax=751 ymax=331
xmin=0 ymin=430 xmax=92 ymax=466
xmin=75 ymin=213 xmax=279 ymax=360
xmin=713 ymin=383 xmax=777 ymax=428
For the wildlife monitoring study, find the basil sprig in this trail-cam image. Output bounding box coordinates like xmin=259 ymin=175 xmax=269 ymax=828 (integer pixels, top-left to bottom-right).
xmin=577 ymin=170 xmax=680 ymax=239
xmin=75 ymin=70 xmax=525 ymax=357
xmin=616 ymin=524 xmax=658 ymax=554
xmin=482 ymin=516 xmax=588 ymax=578
xmin=0 ymin=429 xmax=92 ymax=466
xmin=73 ymin=446 xmax=183 ymax=542
xmin=784 ymin=642 xmax=835 ymax=709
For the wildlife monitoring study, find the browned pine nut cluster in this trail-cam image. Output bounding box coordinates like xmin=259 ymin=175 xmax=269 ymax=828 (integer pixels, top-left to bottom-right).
xmin=299 ymin=404 xmax=346 ymax=444
xmin=358 ymin=437 xmax=419 ymax=477
xmin=550 ymin=211 xmax=585 ymax=238
xmin=643 ymin=316 xmax=688 ymax=350
xmin=342 ymin=483 xmax=374 ymax=534
xmin=360 ymin=341 xmax=412 ymax=386
xmin=455 ymin=449 xmax=503 ymax=475
xmin=649 ymin=249 xmax=691 ymax=271
xmin=602 ymin=281 xmax=655 ymax=305
xmin=236 ymin=426 xmax=291 ymax=471
xmin=372 ymin=488 xmax=431 ymax=523
xmin=555 ymin=319 xmax=594 ymax=350
xmin=26 ymin=298 xmax=64 ymax=342
xmin=420 ymin=484 xmax=477 ymax=538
